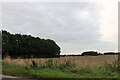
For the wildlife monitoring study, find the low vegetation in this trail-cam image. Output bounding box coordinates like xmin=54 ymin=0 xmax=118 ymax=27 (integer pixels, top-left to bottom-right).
xmin=2 ymin=56 xmax=119 ymax=78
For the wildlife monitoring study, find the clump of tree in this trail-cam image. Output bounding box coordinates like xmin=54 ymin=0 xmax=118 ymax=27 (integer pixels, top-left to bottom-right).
xmin=104 ymin=52 xmax=119 ymax=55
xmin=81 ymin=51 xmax=101 ymax=56
xmin=2 ymin=30 xmax=61 ymax=58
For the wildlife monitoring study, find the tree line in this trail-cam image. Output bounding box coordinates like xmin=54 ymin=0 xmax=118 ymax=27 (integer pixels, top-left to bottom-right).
xmin=61 ymin=51 xmax=119 ymax=57
xmin=2 ymin=30 xmax=61 ymax=58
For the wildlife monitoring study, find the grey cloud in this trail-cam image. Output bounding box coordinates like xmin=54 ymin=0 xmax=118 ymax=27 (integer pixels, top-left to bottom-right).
xmin=2 ymin=2 xmax=116 ymax=53
xmin=0 ymin=3 xmax=2 ymax=30
xmin=61 ymin=42 xmax=117 ymax=54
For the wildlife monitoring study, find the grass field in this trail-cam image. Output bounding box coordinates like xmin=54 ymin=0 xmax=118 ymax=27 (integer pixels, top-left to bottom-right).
xmin=2 ymin=55 xmax=119 ymax=78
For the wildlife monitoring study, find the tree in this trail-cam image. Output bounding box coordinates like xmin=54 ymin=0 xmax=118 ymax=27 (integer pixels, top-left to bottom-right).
xmin=104 ymin=52 xmax=116 ymax=55
xmin=2 ymin=30 xmax=61 ymax=58
xmin=81 ymin=51 xmax=99 ymax=56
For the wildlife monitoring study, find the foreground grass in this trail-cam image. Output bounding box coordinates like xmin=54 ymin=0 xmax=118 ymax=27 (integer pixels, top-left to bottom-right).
xmin=2 ymin=62 xmax=118 ymax=78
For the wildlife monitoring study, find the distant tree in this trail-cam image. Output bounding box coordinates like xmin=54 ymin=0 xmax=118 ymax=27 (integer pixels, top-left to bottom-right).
xmin=104 ymin=52 xmax=117 ymax=55
xmin=116 ymin=52 xmax=120 ymax=55
xmin=81 ymin=51 xmax=99 ymax=56
xmin=2 ymin=30 xmax=61 ymax=58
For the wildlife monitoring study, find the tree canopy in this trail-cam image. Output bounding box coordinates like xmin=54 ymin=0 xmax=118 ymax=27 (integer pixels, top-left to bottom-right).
xmin=81 ymin=51 xmax=100 ymax=56
xmin=2 ymin=30 xmax=61 ymax=58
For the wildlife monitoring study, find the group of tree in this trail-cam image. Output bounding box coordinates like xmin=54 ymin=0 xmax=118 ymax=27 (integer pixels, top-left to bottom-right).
xmin=2 ymin=30 xmax=61 ymax=58
xmin=61 ymin=51 xmax=119 ymax=57
xmin=104 ymin=52 xmax=119 ymax=55
xmin=81 ymin=51 xmax=119 ymax=56
xmin=81 ymin=51 xmax=101 ymax=56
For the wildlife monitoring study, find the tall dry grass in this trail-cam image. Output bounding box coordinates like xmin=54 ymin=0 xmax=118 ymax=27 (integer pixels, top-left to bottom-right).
xmin=2 ymin=55 xmax=119 ymax=78
xmin=3 ymin=55 xmax=118 ymax=68
xmin=4 ymin=56 xmax=11 ymax=64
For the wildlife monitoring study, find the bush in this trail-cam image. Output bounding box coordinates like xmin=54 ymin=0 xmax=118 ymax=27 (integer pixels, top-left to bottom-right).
xmin=45 ymin=59 xmax=53 ymax=68
xmin=81 ymin=51 xmax=99 ymax=56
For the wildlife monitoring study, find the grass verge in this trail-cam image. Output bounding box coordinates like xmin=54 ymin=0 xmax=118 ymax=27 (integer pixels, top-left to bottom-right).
xmin=2 ymin=61 xmax=118 ymax=78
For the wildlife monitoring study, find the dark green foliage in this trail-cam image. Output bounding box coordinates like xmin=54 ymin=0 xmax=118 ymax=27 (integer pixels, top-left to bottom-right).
xmin=31 ymin=60 xmax=38 ymax=68
xmin=45 ymin=59 xmax=53 ymax=68
xmin=104 ymin=52 xmax=118 ymax=55
xmin=2 ymin=30 xmax=61 ymax=58
xmin=81 ymin=51 xmax=99 ymax=56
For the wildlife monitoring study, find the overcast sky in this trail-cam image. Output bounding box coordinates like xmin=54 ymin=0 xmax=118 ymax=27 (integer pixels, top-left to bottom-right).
xmin=1 ymin=0 xmax=119 ymax=54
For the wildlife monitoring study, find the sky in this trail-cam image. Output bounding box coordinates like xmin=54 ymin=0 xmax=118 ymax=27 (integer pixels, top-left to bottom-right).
xmin=1 ymin=0 xmax=119 ymax=54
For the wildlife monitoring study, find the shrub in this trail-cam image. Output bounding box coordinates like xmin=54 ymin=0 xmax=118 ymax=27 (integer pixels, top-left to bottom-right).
xmin=81 ymin=51 xmax=99 ymax=56
xmin=30 ymin=60 xmax=38 ymax=68
xmin=45 ymin=59 xmax=53 ymax=68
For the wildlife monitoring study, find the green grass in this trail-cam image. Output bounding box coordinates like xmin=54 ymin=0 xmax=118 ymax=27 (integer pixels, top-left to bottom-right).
xmin=2 ymin=61 xmax=118 ymax=78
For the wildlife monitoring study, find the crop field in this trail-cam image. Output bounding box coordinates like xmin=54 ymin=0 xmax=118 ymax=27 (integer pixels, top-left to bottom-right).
xmin=4 ymin=55 xmax=118 ymax=67
xmin=2 ymin=55 xmax=119 ymax=78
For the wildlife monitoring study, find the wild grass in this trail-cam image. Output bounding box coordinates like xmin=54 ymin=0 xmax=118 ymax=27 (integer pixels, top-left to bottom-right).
xmin=2 ymin=55 xmax=119 ymax=78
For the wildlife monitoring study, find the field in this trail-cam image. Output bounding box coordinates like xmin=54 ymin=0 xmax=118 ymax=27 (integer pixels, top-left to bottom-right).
xmin=2 ymin=55 xmax=119 ymax=79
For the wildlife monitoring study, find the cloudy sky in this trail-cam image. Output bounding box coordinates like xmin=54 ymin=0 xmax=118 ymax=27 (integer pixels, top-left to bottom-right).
xmin=1 ymin=0 xmax=119 ymax=54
